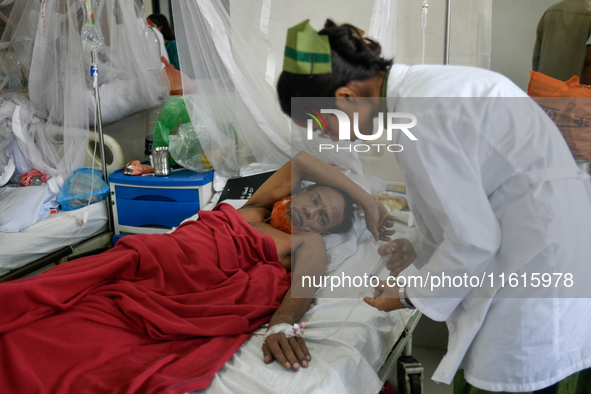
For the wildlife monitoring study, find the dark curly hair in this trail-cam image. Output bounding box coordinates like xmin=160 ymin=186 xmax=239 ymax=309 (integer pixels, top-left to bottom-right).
xmin=277 ymin=19 xmax=393 ymax=118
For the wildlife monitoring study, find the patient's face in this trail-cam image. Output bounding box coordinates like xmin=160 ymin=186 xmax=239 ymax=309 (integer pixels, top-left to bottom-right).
xmin=286 ymin=186 xmax=346 ymax=234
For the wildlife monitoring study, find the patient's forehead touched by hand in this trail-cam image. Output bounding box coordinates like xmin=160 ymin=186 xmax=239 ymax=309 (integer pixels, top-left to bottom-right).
xmin=290 ymin=186 xmax=347 ymax=234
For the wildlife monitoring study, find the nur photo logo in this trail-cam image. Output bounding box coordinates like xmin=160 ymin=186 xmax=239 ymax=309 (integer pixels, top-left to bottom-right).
xmin=303 ymin=108 xmax=418 ymax=153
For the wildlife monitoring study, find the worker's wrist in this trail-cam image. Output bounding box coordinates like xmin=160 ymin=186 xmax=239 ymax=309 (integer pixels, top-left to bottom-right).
xmin=398 ymin=285 xmax=415 ymax=309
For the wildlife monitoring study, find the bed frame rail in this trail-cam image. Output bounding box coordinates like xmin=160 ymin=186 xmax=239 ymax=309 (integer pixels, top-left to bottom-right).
xmin=377 ymin=311 xmax=422 ymax=384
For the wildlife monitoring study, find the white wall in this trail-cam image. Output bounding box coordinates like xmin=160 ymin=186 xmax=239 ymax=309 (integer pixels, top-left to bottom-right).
xmin=490 ymin=0 xmax=557 ymax=91
xmin=394 ymin=0 xmax=558 ymax=91
xmin=395 ymin=0 xmax=492 ymax=67
xmin=221 ymin=1 xmax=554 ymax=183
xmin=363 ymin=0 xmax=496 ymax=184
xmin=144 ymin=0 xmax=153 ymax=17
xmin=361 ymin=1 xmax=558 ymax=183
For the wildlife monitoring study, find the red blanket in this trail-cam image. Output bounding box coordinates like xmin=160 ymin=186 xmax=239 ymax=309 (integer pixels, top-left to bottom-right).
xmin=0 ymin=204 xmax=290 ymax=394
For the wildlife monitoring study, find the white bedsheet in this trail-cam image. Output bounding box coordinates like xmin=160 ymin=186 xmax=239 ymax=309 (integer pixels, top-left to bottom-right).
xmin=0 ymin=201 xmax=108 ymax=275
xmin=191 ymin=221 xmax=416 ymax=394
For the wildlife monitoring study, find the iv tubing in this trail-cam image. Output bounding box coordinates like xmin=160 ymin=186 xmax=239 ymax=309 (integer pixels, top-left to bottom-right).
xmin=422 ymin=29 xmax=426 ymax=65
xmin=90 ymin=52 xmax=113 ymax=232
xmin=304 ymin=253 xmax=392 ymax=341
xmin=422 ymin=0 xmax=428 ymax=64
xmin=85 ymin=0 xmax=95 ymax=26
xmin=84 ymin=79 xmax=98 ymax=224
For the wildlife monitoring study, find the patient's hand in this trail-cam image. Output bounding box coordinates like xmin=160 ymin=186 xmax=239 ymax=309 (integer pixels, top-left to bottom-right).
xmin=362 ymin=196 xmax=396 ymax=242
xmin=378 ymin=238 xmax=416 ymax=277
xmin=263 ymin=326 xmax=310 ymax=371
xmin=262 ymin=287 xmax=314 ymax=371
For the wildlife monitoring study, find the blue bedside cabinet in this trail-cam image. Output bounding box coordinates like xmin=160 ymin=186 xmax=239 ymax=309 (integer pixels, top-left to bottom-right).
xmin=109 ymin=168 xmax=214 ymax=241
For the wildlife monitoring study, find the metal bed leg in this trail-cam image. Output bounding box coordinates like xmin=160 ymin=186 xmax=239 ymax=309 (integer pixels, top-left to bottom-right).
xmin=377 ymin=311 xmax=424 ymax=394
xmin=398 ymin=331 xmax=424 ymax=393
xmin=397 ymin=351 xmax=424 ymax=394
xmin=403 ymin=335 xmax=413 ymax=356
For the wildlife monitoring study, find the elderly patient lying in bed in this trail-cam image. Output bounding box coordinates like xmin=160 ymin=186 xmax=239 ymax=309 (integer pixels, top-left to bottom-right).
xmin=0 ymin=151 xmax=393 ymax=394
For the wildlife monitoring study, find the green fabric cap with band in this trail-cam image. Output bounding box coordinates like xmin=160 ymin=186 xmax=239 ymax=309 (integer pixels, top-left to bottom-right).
xmin=283 ymin=20 xmax=332 ymax=75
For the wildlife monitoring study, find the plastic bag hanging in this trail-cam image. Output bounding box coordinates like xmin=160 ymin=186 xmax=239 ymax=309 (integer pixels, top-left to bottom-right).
xmin=169 ymin=122 xmax=213 ymax=173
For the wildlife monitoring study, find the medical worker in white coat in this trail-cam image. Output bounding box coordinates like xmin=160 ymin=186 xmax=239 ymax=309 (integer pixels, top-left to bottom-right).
xmin=276 ymin=20 xmax=591 ymax=393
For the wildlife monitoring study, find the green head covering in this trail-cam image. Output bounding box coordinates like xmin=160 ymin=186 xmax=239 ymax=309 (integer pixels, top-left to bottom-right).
xmin=283 ymin=20 xmax=332 ymax=75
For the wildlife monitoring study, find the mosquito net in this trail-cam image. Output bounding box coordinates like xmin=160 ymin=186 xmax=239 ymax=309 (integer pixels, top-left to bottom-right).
xmin=172 ymin=0 xmax=397 ymax=178
xmin=0 ymin=0 xmax=169 ymax=185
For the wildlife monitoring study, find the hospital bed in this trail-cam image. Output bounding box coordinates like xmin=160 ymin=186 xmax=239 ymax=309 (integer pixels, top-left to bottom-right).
xmin=0 ymin=131 xmax=124 ymax=281
xmin=1 ymin=163 xmax=423 ymax=392
xmin=183 ymin=198 xmax=422 ymax=394
xmin=0 ymin=201 xmax=110 ymax=281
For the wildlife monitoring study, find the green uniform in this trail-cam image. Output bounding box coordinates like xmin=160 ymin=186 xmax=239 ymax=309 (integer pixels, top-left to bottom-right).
xmin=533 ymin=0 xmax=591 ymax=81
xmin=455 ymin=369 xmax=591 ymax=394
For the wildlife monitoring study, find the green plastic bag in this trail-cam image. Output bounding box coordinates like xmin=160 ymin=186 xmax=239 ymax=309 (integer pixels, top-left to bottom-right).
xmin=169 ymin=123 xmax=213 ymax=172
xmin=152 ymin=96 xmax=191 ymax=166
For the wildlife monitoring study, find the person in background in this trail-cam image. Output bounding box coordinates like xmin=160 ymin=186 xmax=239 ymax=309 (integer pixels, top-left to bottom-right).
xmin=580 ymin=33 xmax=591 ymax=84
xmin=147 ymin=13 xmax=179 ymax=70
xmin=533 ymin=0 xmax=591 ymax=81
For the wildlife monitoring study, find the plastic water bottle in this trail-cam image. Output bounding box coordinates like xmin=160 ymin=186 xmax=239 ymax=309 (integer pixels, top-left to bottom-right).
xmin=144 ymin=101 xmax=166 ymax=162
xmin=143 ymin=25 xmax=162 ymax=74
xmin=20 ymin=174 xmax=45 ymax=187
xmin=142 ymin=25 xmax=163 ymax=163
xmin=29 ymin=176 xmax=45 ymax=186
xmin=20 ymin=170 xmax=47 ymax=186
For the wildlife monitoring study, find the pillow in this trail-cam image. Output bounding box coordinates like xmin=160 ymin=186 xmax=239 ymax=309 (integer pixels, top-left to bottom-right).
xmin=0 ymin=185 xmax=57 ymax=232
xmin=528 ymin=71 xmax=591 ymax=164
xmin=323 ymin=213 xmax=372 ymax=274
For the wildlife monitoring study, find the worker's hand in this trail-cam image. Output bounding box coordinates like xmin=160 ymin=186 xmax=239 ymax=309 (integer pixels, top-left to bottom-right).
xmin=262 ymin=329 xmax=310 ymax=371
xmin=378 ymin=238 xmax=416 ymax=277
xmin=363 ymin=280 xmax=403 ymax=312
xmin=361 ymin=197 xmax=396 ymax=242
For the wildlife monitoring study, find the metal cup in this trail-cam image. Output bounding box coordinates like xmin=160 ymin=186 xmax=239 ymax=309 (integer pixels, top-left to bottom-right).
xmin=575 ymin=159 xmax=590 ymax=175
xmin=151 ymin=146 xmax=170 ymax=176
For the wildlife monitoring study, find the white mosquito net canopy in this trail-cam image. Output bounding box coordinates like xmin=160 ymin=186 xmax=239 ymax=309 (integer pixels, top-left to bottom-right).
xmin=0 ymin=0 xmax=168 ymax=186
xmin=172 ymin=0 xmax=397 ymax=178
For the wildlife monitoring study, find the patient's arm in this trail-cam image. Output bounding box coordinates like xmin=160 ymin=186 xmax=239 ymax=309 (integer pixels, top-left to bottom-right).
xmin=242 ymin=151 xmax=393 ymax=239
xmin=261 ymin=231 xmax=327 ymax=371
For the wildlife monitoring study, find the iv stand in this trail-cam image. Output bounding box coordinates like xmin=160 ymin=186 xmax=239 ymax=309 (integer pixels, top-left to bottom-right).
xmin=81 ymin=0 xmax=113 ymax=233
xmin=443 ymin=0 xmax=451 ymax=65
xmin=90 ymin=52 xmax=114 ymax=233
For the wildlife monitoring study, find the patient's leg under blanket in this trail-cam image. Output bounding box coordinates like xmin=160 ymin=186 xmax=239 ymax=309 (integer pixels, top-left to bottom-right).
xmin=0 ymin=203 xmax=290 ymax=394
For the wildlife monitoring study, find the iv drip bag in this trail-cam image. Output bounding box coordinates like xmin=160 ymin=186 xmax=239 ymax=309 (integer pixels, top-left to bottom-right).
xmin=81 ymin=0 xmax=105 ymax=53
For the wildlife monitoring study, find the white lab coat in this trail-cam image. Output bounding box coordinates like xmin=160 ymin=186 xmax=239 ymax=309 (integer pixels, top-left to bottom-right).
xmin=387 ymin=64 xmax=591 ymax=391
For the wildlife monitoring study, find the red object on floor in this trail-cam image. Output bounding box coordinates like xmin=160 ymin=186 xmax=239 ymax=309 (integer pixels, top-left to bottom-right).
xmin=381 ymin=381 xmax=396 ymax=394
xmin=0 ymin=204 xmax=290 ymax=394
